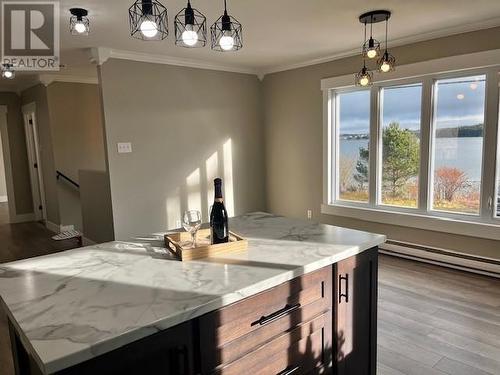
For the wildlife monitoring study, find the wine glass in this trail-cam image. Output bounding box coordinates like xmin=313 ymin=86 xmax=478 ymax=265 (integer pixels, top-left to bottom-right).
xmin=183 ymin=210 xmax=202 ymax=248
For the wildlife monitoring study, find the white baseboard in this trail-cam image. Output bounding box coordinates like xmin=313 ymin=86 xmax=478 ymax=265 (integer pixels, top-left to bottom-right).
xmin=10 ymin=213 xmax=35 ymax=223
xmin=0 ymin=195 xmax=7 ymax=203
xmin=380 ymin=241 xmax=500 ymax=278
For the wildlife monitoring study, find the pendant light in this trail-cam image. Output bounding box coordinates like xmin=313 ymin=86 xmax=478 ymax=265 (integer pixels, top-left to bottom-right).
xmin=377 ymin=12 xmax=396 ymax=73
xmin=69 ymin=8 xmax=90 ymax=35
xmin=359 ymin=11 xmax=390 ymax=59
xmin=1 ymin=64 xmax=14 ymax=79
xmin=210 ymin=0 xmax=243 ymax=52
xmin=355 ymin=61 xmax=373 ymax=87
xmin=129 ymin=0 xmax=168 ymax=41
xmin=175 ymin=1 xmax=206 ymax=47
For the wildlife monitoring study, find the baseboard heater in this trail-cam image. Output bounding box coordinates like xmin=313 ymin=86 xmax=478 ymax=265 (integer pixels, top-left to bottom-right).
xmin=380 ymin=240 xmax=500 ymax=278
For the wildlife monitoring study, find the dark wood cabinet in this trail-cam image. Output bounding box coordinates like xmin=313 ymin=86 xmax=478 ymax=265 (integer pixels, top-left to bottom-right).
xmin=9 ymin=249 xmax=378 ymax=375
xmin=334 ymin=247 xmax=378 ymax=375
xmin=9 ymin=320 xmax=195 ymax=375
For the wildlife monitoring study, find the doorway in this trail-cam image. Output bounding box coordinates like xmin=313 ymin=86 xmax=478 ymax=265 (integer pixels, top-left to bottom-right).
xmin=22 ymin=103 xmax=46 ymax=222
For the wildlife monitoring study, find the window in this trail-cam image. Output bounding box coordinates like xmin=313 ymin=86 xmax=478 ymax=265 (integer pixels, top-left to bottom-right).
xmin=380 ymin=84 xmax=422 ymax=208
xmin=336 ymin=90 xmax=370 ymax=203
xmin=431 ymin=75 xmax=486 ymax=215
xmin=325 ymin=66 xmax=500 ymax=236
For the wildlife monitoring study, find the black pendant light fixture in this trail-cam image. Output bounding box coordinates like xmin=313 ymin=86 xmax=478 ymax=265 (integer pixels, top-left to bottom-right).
xmin=210 ymin=0 xmax=242 ymax=52
xmin=359 ymin=10 xmax=389 ymax=59
xmin=69 ymin=8 xmax=90 ymax=35
xmin=175 ymin=1 xmax=206 ymax=47
xmin=1 ymin=63 xmax=14 ymax=79
xmin=377 ymin=12 xmax=396 ymax=73
xmin=129 ymin=0 xmax=168 ymax=41
xmin=355 ymin=61 xmax=373 ymax=87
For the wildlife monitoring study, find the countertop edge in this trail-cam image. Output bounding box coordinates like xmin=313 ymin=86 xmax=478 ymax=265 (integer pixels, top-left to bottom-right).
xmin=35 ymin=236 xmax=385 ymax=374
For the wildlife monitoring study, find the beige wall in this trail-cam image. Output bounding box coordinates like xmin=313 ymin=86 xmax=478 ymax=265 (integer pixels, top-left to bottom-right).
xmin=0 ymin=129 xmax=7 ymax=199
xmin=263 ymin=27 xmax=500 ymax=260
xmin=21 ymin=85 xmax=60 ymax=224
xmin=0 ymin=92 xmax=33 ymax=215
xmin=99 ymin=59 xmax=266 ymax=240
xmin=46 ymin=82 xmax=106 ymax=231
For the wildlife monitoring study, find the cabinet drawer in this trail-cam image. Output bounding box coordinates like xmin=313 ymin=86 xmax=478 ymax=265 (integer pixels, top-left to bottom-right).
xmin=216 ymin=312 xmax=330 ymax=375
xmin=199 ymin=267 xmax=332 ymax=372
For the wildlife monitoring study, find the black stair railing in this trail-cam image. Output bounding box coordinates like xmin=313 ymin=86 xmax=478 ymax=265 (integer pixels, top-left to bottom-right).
xmin=56 ymin=171 xmax=80 ymax=189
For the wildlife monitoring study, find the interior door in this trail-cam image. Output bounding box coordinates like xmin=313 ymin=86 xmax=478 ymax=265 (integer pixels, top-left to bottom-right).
xmin=23 ymin=107 xmax=46 ymax=222
xmin=334 ymin=247 xmax=378 ymax=375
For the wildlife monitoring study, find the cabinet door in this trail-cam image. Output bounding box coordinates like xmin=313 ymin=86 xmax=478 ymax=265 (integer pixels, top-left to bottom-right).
xmin=334 ymin=247 xmax=378 ymax=375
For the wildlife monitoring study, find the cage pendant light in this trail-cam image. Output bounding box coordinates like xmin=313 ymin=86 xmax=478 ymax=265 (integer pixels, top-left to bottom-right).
xmin=175 ymin=0 xmax=207 ymax=47
xmin=69 ymin=8 xmax=90 ymax=35
xmin=129 ymin=0 xmax=168 ymax=41
xmin=210 ymin=0 xmax=243 ymax=52
xmin=377 ymin=14 xmax=396 ymax=73
xmin=355 ymin=22 xmax=373 ymax=87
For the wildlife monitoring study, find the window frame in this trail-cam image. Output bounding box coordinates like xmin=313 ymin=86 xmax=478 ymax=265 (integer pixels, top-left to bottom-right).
xmin=322 ymin=60 xmax=500 ymax=241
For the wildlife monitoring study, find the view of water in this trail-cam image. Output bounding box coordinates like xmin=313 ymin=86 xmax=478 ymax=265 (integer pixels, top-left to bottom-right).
xmin=339 ymin=137 xmax=484 ymax=181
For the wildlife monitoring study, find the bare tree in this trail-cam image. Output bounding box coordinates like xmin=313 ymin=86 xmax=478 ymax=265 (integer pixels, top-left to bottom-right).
xmin=435 ymin=167 xmax=469 ymax=201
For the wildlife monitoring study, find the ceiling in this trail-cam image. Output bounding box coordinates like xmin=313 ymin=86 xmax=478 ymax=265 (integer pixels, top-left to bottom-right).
xmin=3 ymin=0 xmax=500 ymax=90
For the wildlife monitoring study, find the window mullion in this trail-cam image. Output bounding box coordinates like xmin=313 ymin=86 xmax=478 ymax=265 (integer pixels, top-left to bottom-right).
xmin=480 ymin=69 xmax=499 ymax=219
xmin=369 ymin=86 xmax=380 ymax=207
xmin=419 ymin=77 xmax=433 ymax=213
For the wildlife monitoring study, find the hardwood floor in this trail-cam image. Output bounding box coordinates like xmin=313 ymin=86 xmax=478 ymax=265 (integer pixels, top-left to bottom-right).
xmin=377 ymin=255 xmax=500 ymax=375
xmin=1 ymin=243 xmax=499 ymax=375
xmin=0 ymin=220 xmax=81 ymax=375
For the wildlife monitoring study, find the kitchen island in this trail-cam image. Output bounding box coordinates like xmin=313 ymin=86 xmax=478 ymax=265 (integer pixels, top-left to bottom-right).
xmin=0 ymin=212 xmax=385 ymax=375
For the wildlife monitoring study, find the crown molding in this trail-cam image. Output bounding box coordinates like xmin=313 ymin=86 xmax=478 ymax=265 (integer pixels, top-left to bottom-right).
xmin=260 ymin=16 xmax=500 ymax=76
xmin=39 ymin=74 xmax=98 ymax=87
xmin=89 ymin=47 xmax=259 ymax=77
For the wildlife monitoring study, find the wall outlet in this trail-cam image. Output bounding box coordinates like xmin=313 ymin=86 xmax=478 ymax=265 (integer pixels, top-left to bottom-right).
xmin=307 ymin=209 xmax=312 ymax=219
xmin=117 ymin=142 xmax=132 ymax=154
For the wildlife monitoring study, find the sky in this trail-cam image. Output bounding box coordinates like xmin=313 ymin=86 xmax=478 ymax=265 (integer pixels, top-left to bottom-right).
xmin=338 ymin=76 xmax=486 ymax=134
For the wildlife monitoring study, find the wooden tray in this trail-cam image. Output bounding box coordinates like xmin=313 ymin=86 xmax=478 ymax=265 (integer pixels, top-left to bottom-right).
xmin=164 ymin=228 xmax=248 ymax=261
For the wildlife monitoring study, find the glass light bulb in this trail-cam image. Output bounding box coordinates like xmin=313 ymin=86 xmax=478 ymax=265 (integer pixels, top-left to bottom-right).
xmin=140 ymin=20 xmax=158 ymax=38
xmin=380 ymin=61 xmax=391 ymax=73
xmin=219 ymin=30 xmax=234 ymax=51
xmin=182 ymin=24 xmax=198 ymax=46
xmin=359 ymin=75 xmax=369 ymax=86
xmin=366 ymin=48 xmax=377 ymax=59
xmin=74 ymin=21 xmax=87 ymax=34
xmin=3 ymin=70 xmax=13 ymax=79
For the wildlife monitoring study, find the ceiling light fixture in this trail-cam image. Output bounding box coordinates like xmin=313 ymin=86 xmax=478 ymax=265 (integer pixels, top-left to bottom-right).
xmin=175 ymin=0 xmax=206 ymax=47
xmin=359 ymin=11 xmax=387 ymax=60
xmin=69 ymin=8 xmax=90 ymax=35
xmin=355 ymin=61 xmax=373 ymax=87
xmin=377 ymin=12 xmax=395 ymax=73
xmin=129 ymin=0 xmax=168 ymax=41
xmin=210 ymin=0 xmax=242 ymax=52
xmin=1 ymin=64 xmax=15 ymax=79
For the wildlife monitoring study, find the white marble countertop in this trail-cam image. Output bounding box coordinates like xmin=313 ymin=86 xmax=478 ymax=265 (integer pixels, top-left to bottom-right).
xmin=0 ymin=212 xmax=385 ymax=374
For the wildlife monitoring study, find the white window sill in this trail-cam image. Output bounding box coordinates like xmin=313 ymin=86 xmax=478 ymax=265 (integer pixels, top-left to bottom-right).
xmin=321 ymin=203 xmax=500 ymax=241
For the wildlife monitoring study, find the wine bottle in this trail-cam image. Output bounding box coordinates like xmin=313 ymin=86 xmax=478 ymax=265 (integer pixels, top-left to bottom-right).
xmin=210 ymin=178 xmax=229 ymax=244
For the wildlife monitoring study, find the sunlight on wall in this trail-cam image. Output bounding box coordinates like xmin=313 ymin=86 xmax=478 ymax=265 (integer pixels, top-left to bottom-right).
xmin=166 ymin=188 xmax=181 ymax=229
xmin=186 ymin=168 xmax=201 ymax=212
xmin=206 ymin=151 xmax=219 ymax=217
xmin=223 ymin=139 xmax=235 ymax=217
xmin=164 ymin=138 xmax=235 ymax=229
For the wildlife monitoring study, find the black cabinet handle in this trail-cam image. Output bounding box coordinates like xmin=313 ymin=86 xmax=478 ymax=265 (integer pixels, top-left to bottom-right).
xmin=277 ymin=365 xmax=300 ymax=375
xmin=339 ymin=273 xmax=349 ymax=303
xmin=251 ymin=303 xmax=301 ymax=326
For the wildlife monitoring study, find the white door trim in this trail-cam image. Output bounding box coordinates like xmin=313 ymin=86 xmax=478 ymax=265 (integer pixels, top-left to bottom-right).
xmin=22 ymin=102 xmax=47 ymax=222
xmin=0 ymin=104 xmax=17 ymax=222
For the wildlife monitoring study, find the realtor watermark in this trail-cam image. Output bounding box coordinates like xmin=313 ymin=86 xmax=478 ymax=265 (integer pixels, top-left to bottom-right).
xmin=1 ymin=1 xmax=60 ymax=71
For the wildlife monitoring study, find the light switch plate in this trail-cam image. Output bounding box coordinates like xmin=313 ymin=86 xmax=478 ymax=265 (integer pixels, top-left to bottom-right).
xmin=117 ymin=142 xmax=132 ymax=154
